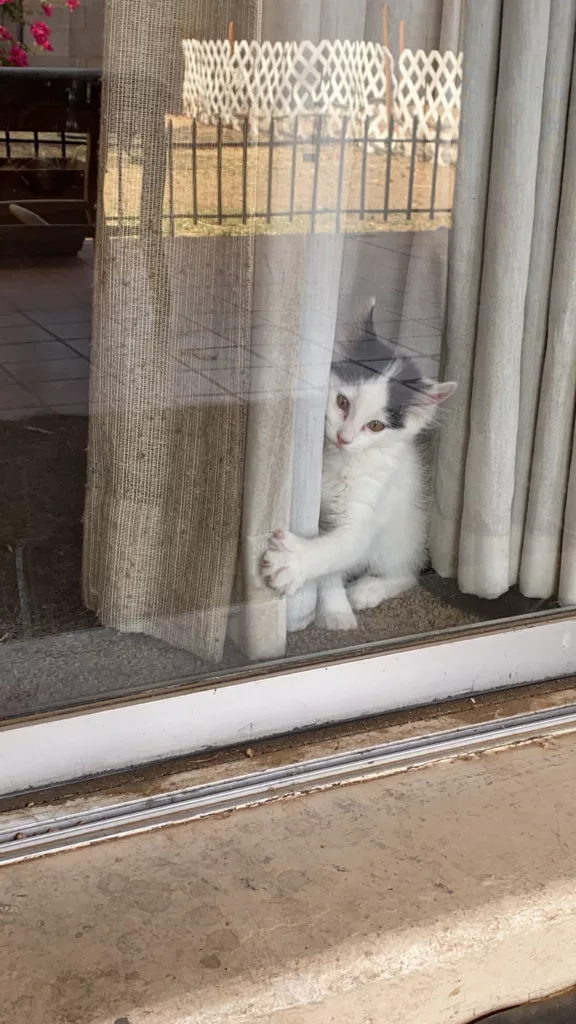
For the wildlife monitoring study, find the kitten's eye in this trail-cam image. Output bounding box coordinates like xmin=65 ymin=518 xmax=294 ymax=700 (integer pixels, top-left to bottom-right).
xmin=368 ymin=420 xmax=385 ymax=432
xmin=336 ymin=394 xmax=349 ymax=413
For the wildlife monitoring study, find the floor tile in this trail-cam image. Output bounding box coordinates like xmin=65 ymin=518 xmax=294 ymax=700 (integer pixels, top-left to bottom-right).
xmin=0 ymin=313 xmax=36 ymax=328
xmin=28 ymin=307 xmax=92 ymax=326
xmin=33 ymin=378 xmax=90 ymax=405
xmin=49 ymin=404 xmax=89 ymax=416
xmin=381 ymin=320 xmax=442 ymax=341
xmin=4 ymin=358 xmax=90 ymax=385
xmin=0 ymin=341 xmax=73 ymax=363
xmin=65 ymin=338 xmax=91 ymax=358
xmin=0 ymin=407 xmax=47 ymax=421
xmin=419 ymin=316 xmax=446 ymax=329
xmin=45 ymin=322 xmax=93 ymax=341
xmin=184 ymin=367 xmax=241 ymax=396
xmin=399 ymin=336 xmax=443 ymax=359
xmin=186 ymin=346 xmax=246 ymax=371
xmin=0 ymin=325 xmax=55 ymax=344
xmin=0 ymin=384 xmax=42 ymax=411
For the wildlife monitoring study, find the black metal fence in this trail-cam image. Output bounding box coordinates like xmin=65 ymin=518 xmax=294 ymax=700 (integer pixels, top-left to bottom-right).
xmin=1 ymin=130 xmax=86 ymax=161
xmin=112 ymin=114 xmax=458 ymax=236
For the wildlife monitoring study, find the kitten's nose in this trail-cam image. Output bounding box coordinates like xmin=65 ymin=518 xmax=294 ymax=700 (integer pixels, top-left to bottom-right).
xmin=337 ymin=433 xmax=351 ymax=446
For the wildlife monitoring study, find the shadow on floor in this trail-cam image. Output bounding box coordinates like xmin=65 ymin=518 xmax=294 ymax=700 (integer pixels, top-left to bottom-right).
xmin=478 ymin=988 xmax=576 ymax=1022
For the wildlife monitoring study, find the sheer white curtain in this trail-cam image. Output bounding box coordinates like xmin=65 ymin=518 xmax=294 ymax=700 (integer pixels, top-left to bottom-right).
xmin=431 ymin=0 xmax=576 ymax=604
xmin=235 ymin=0 xmax=368 ymax=660
xmin=237 ymin=0 xmax=462 ymax=660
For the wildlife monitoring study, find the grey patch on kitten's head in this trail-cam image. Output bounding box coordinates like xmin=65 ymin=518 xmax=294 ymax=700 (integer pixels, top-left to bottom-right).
xmin=332 ymin=299 xmax=436 ymax=430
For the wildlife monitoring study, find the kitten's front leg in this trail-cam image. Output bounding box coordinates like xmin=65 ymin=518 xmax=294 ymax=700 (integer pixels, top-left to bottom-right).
xmin=315 ymin=573 xmax=357 ymax=631
xmin=261 ymin=526 xmax=369 ymax=596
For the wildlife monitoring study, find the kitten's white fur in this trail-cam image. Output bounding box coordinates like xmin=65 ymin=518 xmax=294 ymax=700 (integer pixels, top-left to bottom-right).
xmin=261 ymin=364 xmax=456 ymax=630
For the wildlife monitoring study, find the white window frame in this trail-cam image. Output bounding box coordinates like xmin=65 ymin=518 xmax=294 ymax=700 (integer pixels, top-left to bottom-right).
xmin=1 ymin=610 xmax=575 ymax=796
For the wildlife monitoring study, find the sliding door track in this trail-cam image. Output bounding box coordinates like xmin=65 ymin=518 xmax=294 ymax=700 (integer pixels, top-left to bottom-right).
xmin=2 ymin=702 xmax=576 ymax=866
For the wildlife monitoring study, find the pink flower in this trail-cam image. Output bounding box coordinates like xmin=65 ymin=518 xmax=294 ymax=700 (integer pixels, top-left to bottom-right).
xmin=30 ymin=20 xmax=53 ymax=49
xmin=0 ymin=1 xmax=15 ymax=6
xmin=41 ymin=1 xmax=53 ymax=14
xmin=66 ymin=0 xmax=80 ymax=9
xmin=0 ymin=26 xmax=13 ymax=40
xmin=7 ymin=43 xmax=29 ymax=66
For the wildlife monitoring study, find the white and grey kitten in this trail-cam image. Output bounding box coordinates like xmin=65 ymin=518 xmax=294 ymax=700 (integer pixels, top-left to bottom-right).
xmin=261 ymin=300 xmax=457 ymax=630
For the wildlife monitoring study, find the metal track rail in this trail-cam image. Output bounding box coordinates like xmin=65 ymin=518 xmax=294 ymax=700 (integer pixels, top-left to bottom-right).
xmin=2 ymin=703 xmax=576 ymax=866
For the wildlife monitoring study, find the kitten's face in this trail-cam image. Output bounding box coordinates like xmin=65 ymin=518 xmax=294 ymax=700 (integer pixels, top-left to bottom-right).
xmin=326 ymin=373 xmax=399 ymax=451
xmin=325 ymin=303 xmax=456 ymax=452
xmin=325 ymin=371 xmax=438 ymax=451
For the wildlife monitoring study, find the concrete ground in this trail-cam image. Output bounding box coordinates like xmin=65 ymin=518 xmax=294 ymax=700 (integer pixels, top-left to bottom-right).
xmin=3 ymin=726 xmax=576 ymax=1023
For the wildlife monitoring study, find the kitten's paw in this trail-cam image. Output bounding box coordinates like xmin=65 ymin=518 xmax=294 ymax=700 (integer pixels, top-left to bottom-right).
xmin=261 ymin=531 xmax=307 ymax=597
xmin=315 ymin=607 xmax=358 ymax=631
xmin=348 ymin=575 xmax=415 ymax=609
xmin=348 ymin=576 xmax=389 ymax=611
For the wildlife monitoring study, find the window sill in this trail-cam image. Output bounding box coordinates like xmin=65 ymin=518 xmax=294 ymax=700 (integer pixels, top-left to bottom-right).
xmin=2 ymin=711 xmax=576 ymax=1022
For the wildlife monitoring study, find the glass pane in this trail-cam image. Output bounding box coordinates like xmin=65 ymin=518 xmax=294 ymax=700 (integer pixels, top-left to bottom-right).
xmin=1 ymin=0 xmax=574 ymax=721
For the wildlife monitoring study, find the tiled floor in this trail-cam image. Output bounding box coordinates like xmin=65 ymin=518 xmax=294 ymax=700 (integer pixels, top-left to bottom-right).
xmin=0 ymin=245 xmax=92 ymax=420
xmin=0 ymin=232 xmax=447 ymax=419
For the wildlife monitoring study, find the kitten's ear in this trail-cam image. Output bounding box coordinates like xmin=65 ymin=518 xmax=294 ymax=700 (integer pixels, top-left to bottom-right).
xmin=424 ymin=380 xmax=457 ymax=404
xmin=407 ymin=379 xmax=457 ymax=430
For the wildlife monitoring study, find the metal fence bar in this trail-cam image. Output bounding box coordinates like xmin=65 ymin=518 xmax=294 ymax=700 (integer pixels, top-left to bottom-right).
xmin=60 ymin=131 xmax=66 ymax=160
xmin=167 ymin=119 xmax=175 ymax=238
xmin=335 ymin=116 xmax=348 ymax=234
xmin=241 ymin=116 xmax=249 ymax=224
xmin=4 ymin=129 xmax=10 ymax=159
xmin=359 ymin=115 xmax=369 ymax=221
xmin=266 ymin=116 xmax=275 ymax=223
xmin=289 ymin=115 xmax=299 ymax=223
xmin=310 ymin=115 xmax=323 ymax=234
xmin=406 ymin=115 xmax=418 ymax=221
xmin=216 ymin=117 xmax=223 ymax=225
xmin=383 ymin=115 xmax=394 ymax=222
xmin=33 ymin=130 xmax=39 ymax=158
xmin=191 ymin=119 xmax=198 ymax=225
xmin=117 ymin=141 xmax=124 ymax=229
xmin=430 ymin=117 xmax=442 ymax=221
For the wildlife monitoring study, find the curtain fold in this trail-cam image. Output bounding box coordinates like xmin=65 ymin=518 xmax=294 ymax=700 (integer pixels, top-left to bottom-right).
xmin=234 ymin=0 xmax=367 ymax=659
xmin=512 ymin=0 xmax=576 ymax=588
xmin=233 ymin=234 xmax=307 ymax=661
xmin=286 ymin=235 xmax=344 ymax=635
xmin=431 ymin=0 xmax=576 ymax=606
xmin=457 ymin=0 xmax=550 ymax=598
xmin=430 ymin=0 xmax=503 ymax=579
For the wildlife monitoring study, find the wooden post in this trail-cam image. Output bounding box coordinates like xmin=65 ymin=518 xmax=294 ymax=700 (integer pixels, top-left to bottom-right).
xmin=227 ymin=19 xmax=235 ymax=53
xmin=399 ymin=19 xmax=405 ymax=56
xmin=382 ymin=3 xmax=393 ymax=125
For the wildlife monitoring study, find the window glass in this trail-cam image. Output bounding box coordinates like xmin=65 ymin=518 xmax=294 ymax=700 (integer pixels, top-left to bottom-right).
xmin=1 ymin=0 xmax=574 ymax=721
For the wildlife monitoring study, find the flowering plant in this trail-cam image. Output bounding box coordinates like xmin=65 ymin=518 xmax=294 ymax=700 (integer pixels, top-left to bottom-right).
xmin=0 ymin=0 xmax=80 ymax=67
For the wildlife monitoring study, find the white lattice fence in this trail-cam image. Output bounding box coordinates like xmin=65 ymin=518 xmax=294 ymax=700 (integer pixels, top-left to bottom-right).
xmin=182 ymin=39 xmax=462 ymax=154
xmin=397 ymin=49 xmax=462 ymax=137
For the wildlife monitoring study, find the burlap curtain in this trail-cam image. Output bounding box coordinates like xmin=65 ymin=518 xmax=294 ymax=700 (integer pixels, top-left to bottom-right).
xmin=83 ymin=0 xmax=262 ymax=662
xmin=431 ymin=0 xmax=576 ymax=604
